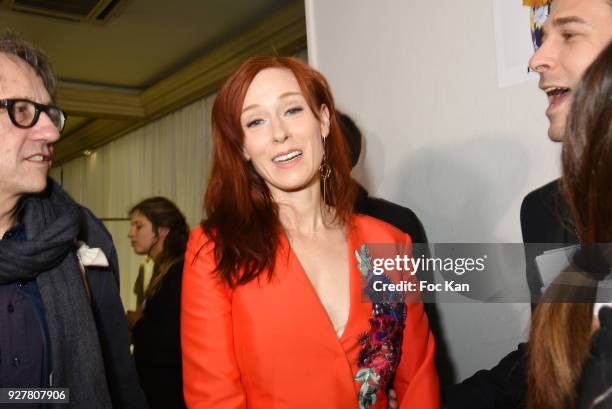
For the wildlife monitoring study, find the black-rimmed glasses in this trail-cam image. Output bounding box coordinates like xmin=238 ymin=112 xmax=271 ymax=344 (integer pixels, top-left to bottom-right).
xmin=0 ymin=98 xmax=67 ymax=133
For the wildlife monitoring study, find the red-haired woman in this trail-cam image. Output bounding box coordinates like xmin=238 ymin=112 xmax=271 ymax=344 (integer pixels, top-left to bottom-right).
xmin=181 ymin=56 xmax=440 ymax=409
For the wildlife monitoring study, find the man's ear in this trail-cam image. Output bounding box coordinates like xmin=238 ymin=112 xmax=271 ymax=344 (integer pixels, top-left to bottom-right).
xmin=320 ymin=105 xmax=330 ymax=138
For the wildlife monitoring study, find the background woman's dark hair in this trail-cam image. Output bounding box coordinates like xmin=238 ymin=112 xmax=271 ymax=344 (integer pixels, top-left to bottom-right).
xmin=130 ymin=197 xmax=189 ymax=298
xmin=204 ymin=56 xmax=356 ymax=288
xmin=528 ymin=41 xmax=612 ymax=409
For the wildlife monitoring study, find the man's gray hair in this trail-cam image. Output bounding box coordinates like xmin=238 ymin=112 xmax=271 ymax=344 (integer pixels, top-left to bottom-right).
xmin=0 ymin=31 xmax=57 ymax=99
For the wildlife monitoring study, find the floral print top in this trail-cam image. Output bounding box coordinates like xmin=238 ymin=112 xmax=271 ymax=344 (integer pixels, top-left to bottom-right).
xmin=354 ymin=244 xmax=407 ymax=409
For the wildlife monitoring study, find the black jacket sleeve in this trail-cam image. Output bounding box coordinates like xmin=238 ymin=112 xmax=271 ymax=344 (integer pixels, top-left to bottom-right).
xmin=444 ymin=344 xmax=527 ymax=409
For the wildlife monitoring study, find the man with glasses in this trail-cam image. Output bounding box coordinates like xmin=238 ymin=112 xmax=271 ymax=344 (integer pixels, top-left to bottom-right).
xmin=0 ymin=33 xmax=148 ymax=409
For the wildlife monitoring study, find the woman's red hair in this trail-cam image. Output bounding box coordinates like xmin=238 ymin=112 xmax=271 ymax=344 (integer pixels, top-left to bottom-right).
xmin=203 ymin=56 xmax=356 ymax=287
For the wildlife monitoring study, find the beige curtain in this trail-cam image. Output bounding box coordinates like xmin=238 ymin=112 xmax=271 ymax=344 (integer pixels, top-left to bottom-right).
xmin=52 ymin=94 xmax=215 ymax=309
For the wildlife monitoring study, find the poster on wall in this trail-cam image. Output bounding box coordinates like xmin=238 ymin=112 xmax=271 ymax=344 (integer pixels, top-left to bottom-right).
xmin=492 ymin=0 xmax=540 ymax=88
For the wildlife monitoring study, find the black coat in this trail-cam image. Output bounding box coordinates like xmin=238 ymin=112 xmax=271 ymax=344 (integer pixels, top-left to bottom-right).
xmin=520 ymin=179 xmax=577 ymax=300
xmin=445 ymin=180 xmax=577 ymax=409
xmin=133 ymin=261 xmax=185 ymax=409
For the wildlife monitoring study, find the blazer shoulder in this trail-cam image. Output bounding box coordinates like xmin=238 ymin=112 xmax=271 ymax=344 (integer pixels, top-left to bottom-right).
xmin=521 ymin=179 xmax=562 ymax=217
xmin=187 ymin=225 xmax=212 ymax=248
xmin=185 ymin=225 xmax=215 ymax=264
xmin=520 ymin=179 xmax=571 ymax=242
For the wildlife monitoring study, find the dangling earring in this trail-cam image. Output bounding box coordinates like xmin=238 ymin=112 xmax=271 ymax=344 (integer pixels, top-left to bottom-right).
xmin=319 ymin=135 xmax=331 ymax=205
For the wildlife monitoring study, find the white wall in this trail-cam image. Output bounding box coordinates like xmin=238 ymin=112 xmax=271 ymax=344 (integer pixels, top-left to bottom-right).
xmin=306 ymin=0 xmax=562 ymax=381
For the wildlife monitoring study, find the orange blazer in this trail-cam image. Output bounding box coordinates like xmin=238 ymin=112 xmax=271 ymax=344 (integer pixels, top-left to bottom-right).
xmin=181 ymin=214 xmax=440 ymax=409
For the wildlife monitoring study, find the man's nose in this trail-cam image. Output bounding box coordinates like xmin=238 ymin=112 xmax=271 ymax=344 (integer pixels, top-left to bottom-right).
xmin=528 ymin=39 xmax=556 ymax=74
xmin=29 ymin=111 xmax=61 ymax=143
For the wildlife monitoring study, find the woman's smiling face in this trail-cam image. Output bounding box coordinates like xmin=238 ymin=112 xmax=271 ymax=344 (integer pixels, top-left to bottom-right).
xmin=240 ymin=67 xmax=330 ymax=197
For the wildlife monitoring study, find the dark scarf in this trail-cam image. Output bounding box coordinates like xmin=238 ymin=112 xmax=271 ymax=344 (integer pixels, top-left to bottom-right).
xmin=0 ymin=179 xmax=113 ymax=409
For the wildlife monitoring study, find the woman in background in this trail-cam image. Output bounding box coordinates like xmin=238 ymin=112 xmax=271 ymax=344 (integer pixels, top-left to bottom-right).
xmin=181 ymin=56 xmax=439 ymax=409
xmin=527 ymin=42 xmax=612 ymax=409
xmin=127 ymin=196 xmax=189 ymax=409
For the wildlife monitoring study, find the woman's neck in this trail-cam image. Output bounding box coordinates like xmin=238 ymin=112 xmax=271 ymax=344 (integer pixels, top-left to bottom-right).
xmin=272 ymin=182 xmax=333 ymax=235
